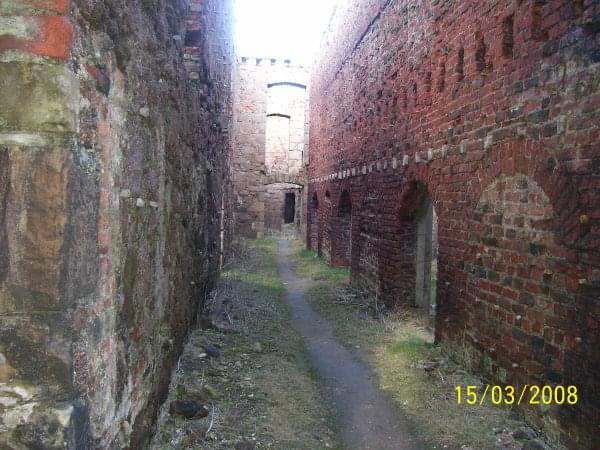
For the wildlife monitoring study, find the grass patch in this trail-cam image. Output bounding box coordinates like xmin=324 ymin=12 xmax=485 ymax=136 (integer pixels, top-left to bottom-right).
xmin=291 ymin=239 xmax=539 ymax=450
xmin=290 ymin=242 xmax=349 ymax=283
xmin=152 ymin=239 xmax=341 ymax=449
xmin=389 ymin=334 xmax=431 ymax=360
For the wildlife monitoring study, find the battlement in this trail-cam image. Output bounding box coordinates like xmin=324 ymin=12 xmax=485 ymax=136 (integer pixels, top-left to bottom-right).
xmin=238 ymin=56 xmax=310 ymax=68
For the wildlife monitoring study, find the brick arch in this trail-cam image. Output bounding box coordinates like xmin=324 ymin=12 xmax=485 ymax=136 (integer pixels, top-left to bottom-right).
xmin=330 ymin=186 xmax=353 ymax=267
xmin=354 ymin=181 xmax=387 ymax=298
xmin=462 ymin=173 xmax=566 ymax=393
xmin=375 ymin=165 xmax=443 ymax=311
xmin=264 ymin=172 xmax=305 ymax=186
xmin=311 ymin=191 xmax=319 ymax=209
xmin=464 ymin=141 xmax=578 ymax=246
xmin=396 ymin=163 xmax=440 ymax=220
xmin=319 ymin=185 xmax=334 ymax=263
xmin=267 ymin=81 xmax=307 ymax=90
xmin=337 ymin=188 xmax=352 ymax=215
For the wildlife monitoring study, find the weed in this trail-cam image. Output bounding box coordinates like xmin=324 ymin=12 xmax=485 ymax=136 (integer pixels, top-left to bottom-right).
xmin=152 ymin=239 xmax=340 ymax=449
xmin=292 ymin=239 xmax=544 ymax=450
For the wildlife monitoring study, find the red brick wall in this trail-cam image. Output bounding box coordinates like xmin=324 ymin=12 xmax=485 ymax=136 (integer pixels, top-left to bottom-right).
xmin=307 ymin=0 xmax=600 ymax=447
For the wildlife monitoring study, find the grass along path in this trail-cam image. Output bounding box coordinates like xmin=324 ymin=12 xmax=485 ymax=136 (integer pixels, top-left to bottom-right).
xmin=291 ymin=240 xmax=555 ymax=450
xmin=151 ymin=239 xmax=341 ymax=449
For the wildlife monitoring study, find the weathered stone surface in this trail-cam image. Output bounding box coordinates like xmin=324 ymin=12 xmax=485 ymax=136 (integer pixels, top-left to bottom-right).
xmin=0 ymin=63 xmax=78 ymax=136
xmin=0 ymin=0 xmax=235 ymax=448
xmin=1 ymin=147 xmax=70 ymax=304
xmin=231 ymin=59 xmax=309 ymax=238
xmin=0 ymin=0 xmax=70 ymax=15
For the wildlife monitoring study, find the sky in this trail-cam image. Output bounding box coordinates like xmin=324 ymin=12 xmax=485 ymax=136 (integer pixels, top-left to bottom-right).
xmin=234 ymin=0 xmax=337 ymax=64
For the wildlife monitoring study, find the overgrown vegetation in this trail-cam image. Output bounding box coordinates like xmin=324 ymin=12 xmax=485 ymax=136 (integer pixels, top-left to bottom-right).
xmin=293 ymin=240 xmax=549 ymax=450
xmin=152 ymin=239 xmax=340 ymax=449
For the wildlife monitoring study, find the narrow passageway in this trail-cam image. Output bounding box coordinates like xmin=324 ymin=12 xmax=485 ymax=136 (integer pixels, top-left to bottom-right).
xmin=276 ymin=240 xmax=418 ymax=450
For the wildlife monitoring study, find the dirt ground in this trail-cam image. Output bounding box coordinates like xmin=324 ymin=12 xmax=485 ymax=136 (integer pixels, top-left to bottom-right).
xmin=150 ymin=239 xmax=340 ymax=449
xmin=151 ymin=238 xmax=558 ymax=450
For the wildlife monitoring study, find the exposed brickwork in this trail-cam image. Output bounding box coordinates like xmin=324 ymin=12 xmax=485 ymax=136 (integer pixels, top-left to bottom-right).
xmin=308 ymin=0 xmax=600 ymax=447
xmin=0 ymin=0 xmax=234 ymax=448
xmin=231 ymin=58 xmax=309 ymax=238
xmin=0 ymin=15 xmax=73 ymax=59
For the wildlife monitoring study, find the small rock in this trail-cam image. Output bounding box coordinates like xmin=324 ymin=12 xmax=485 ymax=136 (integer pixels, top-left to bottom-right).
xmin=522 ymin=439 xmax=547 ymax=450
xmin=420 ymin=360 xmax=439 ymax=371
xmin=169 ymin=400 xmax=209 ymax=419
xmin=513 ymin=427 xmax=536 ymax=441
xmin=200 ymin=343 xmax=221 ymax=358
xmin=252 ymin=342 xmax=263 ymax=353
xmin=149 ymin=201 xmax=159 ymax=208
xmin=136 ymin=198 xmax=145 ymax=208
xmin=139 ymin=106 xmax=150 ymax=117
xmin=119 ymin=189 xmax=131 ymax=198
xmin=176 ymin=383 xmax=210 ymax=402
xmin=198 ymin=316 xmax=219 ymax=331
xmin=235 ymin=440 xmax=256 ymax=450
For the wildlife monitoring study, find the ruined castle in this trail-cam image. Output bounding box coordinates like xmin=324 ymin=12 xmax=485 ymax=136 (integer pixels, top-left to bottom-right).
xmin=0 ymin=0 xmax=598 ymax=448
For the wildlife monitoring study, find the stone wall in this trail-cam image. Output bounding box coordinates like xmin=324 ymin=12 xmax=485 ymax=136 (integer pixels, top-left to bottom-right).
xmin=231 ymin=58 xmax=309 ymax=238
xmin=0 ymin=0 xmax=234 ymax=448
xmin=308 ymin=0 xmax=600 ymax=447
xmin=264 ymin=183 xmax=303 ymax=237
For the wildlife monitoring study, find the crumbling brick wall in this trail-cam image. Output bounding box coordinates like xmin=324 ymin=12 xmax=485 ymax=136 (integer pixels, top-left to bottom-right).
xmin=308 ymin=0 xmax=600 ymax=447
xmin=0 ymin=0 xmax=234 ymax=448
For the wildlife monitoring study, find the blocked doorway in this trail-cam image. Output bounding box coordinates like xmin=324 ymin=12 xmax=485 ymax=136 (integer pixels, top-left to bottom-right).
xmin=333 ymin=190 xmax=352 ymax=267
xmin=309 ymin=193 xmax=320 ymax=251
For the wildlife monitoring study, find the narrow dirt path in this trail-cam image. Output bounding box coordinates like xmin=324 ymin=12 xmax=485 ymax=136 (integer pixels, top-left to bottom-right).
xmin=276 ymin=240 xmax=419 ymax=450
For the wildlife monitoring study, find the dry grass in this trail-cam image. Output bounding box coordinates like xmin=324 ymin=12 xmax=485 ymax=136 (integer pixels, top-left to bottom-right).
xmin=294 ymin=241 xmax=551 ymax=450
xmin=151 ymin=239 xmax=341 ymax=449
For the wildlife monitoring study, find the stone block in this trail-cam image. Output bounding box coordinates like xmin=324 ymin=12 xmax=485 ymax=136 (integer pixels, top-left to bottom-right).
xmin=1 ymin=147 xmax=69 ymax=303
xmin=0 ymin=0 xmax=69 ymax=14
xmin=0 ymin=62 xmax=78 ymax=136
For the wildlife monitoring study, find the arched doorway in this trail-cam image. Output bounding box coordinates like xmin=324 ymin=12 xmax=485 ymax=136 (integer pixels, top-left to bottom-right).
xmin=321 ymin=190 xmax=332 ymax=262
xmin=309 ymin=192 xmax=320 ymax=251
xmin=264 ymin=182 xmax=303 ymax=237
xmin=396 ymin=181 xmax=438 ymax=324
xmin=415 ymin=196 xmax=438 ymax=318
xmin=333 ymin=190 xmax=352 ymax=267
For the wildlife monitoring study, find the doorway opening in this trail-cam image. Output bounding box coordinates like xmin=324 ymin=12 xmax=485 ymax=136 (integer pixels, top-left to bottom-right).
xmin=415 ymin=196 xmax=438 ymax=319
xmin=310 ymin=193 xmax=320 ymax=251
xmin=335 ymin=190 xmax=352 ymax=267
xmin=284 ymin=192 xmax=296 ymax=224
